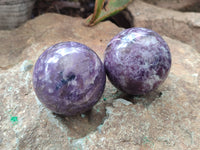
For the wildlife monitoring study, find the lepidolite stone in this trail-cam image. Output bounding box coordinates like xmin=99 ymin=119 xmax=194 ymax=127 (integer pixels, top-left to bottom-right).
xmin=33 ymin=42 xmax=106 ymax=116
xmin=104 ymin=27 xmax=171 ymax=95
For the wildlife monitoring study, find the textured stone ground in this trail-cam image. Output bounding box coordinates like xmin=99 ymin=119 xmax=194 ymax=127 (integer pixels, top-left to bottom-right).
xmin=143 ymin=0 xmax=200 ymax=11
xmin=130 ymin=0 xmax=200 ymax=51
xmin=0 ymin=1 xmax=200 ymax=149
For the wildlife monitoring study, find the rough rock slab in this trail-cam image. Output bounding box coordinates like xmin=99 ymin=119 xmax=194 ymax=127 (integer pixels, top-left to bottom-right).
xmin=129 ymin=0 xmax=200 ymax=52
xmin=0 ymin=13 xmax=200 ymax=150
xmin=0 ymin=13 xmax=121 ymax=150
xmin=142 ymin=0 xmax=200 ymax=11
xmin=72 ymin=36 xmax=200 ymax=150
xmin=0 ymin=13 xmax=121 ymax=69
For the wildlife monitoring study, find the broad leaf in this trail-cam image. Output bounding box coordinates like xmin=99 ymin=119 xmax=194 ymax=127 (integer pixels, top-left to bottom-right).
xmin=87 ymin=0 xmax=105 ymax=24
xmin=86 ymin=0 xmax=133 ymax=26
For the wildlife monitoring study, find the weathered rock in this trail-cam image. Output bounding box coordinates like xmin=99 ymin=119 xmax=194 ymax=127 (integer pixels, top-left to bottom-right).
xmin=0 ymin=13 xmax=200 ymax=150
xmin=0 ymin=13 xmax=121 ymax=150
xmin=0 ymin=0 xmax=36 ymax=29
xmin=142 ymin=0 xmax=200 ymax=11
xmin=0 ymin=13 xmax=121 ymax=69
xmin=0 ymin=28 xmax=32 ymax=69
xmin=129 ymin=0 xmax=200 ymax=52
xmin=72 ymin=37 xmax=200 ymax=150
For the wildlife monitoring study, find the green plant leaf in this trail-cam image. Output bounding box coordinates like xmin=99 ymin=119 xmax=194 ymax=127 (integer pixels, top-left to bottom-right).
xmin=86 ymin=0 xmax=105 ymax=25
xmin=85 ymin=0 xmax=133 ymax=26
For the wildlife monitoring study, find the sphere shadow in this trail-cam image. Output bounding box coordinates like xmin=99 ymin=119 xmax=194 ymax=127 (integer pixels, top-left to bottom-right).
xmin=113 ymin=89 xmax=163 ymax=108
xmin=52 ymin=103 xmax=106 ymax=139
xmin=50 ymin=82 xmax=163 ymax=139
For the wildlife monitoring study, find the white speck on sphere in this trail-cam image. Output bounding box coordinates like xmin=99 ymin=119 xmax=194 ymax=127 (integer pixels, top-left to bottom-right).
xmin=38 ymin=75 xmax=43 ymax=80
xmin=116 ymin=42 xmax=128 ymax=50
xmin=71 ymin=80 xmax=77 ymax=86
xmin=47 ymin=56 xmax=59 ymax=64
xmin=48 ymin=88 xmax=54 ymax=93
xmin=38 ymin=65 xmax=43 ymax=71
xmin=145 ymin=74 xmax=161 ymax=90
xmin=139 ymin=36 xmax=158 ymax=46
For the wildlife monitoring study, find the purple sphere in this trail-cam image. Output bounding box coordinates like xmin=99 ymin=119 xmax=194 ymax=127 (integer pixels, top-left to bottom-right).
xmin=33 ymin=42 xmax=106 ymax=116
xmin=104 ymin=28 xmax=171 ymax=95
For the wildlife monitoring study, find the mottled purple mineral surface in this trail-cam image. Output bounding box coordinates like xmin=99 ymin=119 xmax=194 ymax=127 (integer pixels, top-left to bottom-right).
xmin=104 ymin=27 xmax=171 ymax=95
xmin=33 ymin=42 xmax=106 ymax=116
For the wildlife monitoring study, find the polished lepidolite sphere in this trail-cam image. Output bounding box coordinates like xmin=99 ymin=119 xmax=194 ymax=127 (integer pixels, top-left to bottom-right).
xmin=33 ymin=42 xmax=106 ymax=116
xmin=104 ymin=27 xmax=171 ymax=95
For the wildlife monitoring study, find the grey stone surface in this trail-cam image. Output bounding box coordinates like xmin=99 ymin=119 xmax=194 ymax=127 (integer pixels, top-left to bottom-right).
xmin=142 ymin=0 xmax=199 ymax=11
xmin=129 ymin=0 xmax=200 ymax=52
xmin=0 ymin=13 xmax=121 ymax=150
xmin=71 ymin=36 xmax=200 ymax=150
xmin=0 ymin=13 xmax=200 ymax=150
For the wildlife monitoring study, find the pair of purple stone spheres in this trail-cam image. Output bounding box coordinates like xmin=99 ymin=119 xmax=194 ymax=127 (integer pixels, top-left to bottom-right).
xmin=33 ymin=27 xmax=171 ymax=116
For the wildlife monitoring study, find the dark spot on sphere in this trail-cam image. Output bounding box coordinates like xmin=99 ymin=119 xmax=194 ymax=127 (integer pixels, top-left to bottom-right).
xmin=56 ymin=72 xmax=76 ymax=90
